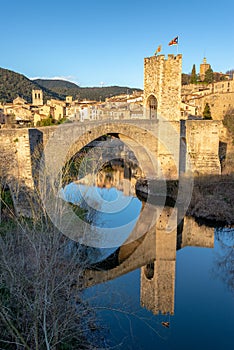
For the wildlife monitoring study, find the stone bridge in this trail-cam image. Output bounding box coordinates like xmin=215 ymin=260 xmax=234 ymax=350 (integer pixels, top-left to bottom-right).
xmin=0 ymin=118 xmax=222 ymax=216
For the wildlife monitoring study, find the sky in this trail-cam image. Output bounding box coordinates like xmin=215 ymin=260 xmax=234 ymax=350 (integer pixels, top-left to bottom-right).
xmin=0 ymin=0 xmax=233 ymax=88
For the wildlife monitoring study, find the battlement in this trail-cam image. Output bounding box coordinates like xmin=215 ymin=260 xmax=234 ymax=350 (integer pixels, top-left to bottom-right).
xmin=144 ymin=54 xmax=182 ymax=63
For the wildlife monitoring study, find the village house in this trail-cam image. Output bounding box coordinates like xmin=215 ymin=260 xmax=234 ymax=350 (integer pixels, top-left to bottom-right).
xmin=66 ymin=100 xmax=98 ymax=122
xmin=33 ymin=112 xmax=49 ymax=126
xmin=182 ymin=74 xmax=234 ymax=119
xmin=2 ymin=96 xmax=33 ymax=125
xmin=47 ymin=99 xmax=66 ymax=120
xmin=180 ymin=102 xmax=198 ymax=119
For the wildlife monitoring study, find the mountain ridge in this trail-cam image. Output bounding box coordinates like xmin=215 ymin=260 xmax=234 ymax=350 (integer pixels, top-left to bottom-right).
xmin=0 ymin=67 xmax=142 ymax=104
xmin=33 ymin=78 xmax=142 ymax=101
xmin=0 ymin=67 xmax=62 ymax=103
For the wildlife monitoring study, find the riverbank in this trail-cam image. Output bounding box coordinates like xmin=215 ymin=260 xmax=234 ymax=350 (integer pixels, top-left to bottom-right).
xmin=187 ymin=175 xmax=234 ymax=226
xmin=136 ymin=174 xmax=234 ymax=227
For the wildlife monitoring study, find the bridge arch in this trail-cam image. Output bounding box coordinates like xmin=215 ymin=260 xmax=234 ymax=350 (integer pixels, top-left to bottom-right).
xmin=63 ymin=123 xmax=160 ymax=179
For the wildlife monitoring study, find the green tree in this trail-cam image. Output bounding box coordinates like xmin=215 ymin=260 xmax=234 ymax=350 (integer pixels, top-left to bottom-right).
xmin=203 ymin=103 xmax=212 ymax=119
xmin=204 ymin=67 xmax=214 ymax=84
xmin=36 ymin=115 xmax=54 ymax=127
xmin=190 ymin=64 xmax=197 ymax=84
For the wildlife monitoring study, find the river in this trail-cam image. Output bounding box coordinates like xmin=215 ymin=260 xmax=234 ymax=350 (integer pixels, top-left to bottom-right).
xmin=62 ymin=168 xmax=234 ymax=350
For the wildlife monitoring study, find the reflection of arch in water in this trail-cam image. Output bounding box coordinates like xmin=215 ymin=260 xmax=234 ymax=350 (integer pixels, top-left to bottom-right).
xmin=84 ymin=203 xmax=158 ymax=286
xmin=85 ymin=200 xmax=157 ymax=271
xmin=84 ymin=208 xmax=215 ymax=316
xmin=84 ymin=206 xmax=176 ymax=289
xmin=84 ymin=223 xmax=155 ymax=286
xmin=89 ymin=233 xmax=147 ymax=271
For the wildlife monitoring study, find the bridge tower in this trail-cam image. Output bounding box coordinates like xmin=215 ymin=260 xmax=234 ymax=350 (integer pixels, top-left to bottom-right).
xmin=143 ymin=54 xmax=182 ymax=121
xmin=143 ymin=54 xmax=182 ymax=179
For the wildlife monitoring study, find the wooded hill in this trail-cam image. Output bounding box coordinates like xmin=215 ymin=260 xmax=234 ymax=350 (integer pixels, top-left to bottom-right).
xmin=0 ymin=67 xmax=142 ymax=103
xmin=0 ymin=68 xmax=61 ymax=103
xmin=34 ymin=79 xmax=142 ymax=102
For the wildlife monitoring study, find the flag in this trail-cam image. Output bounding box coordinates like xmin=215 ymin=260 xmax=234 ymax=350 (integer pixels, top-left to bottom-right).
xmin=168 ymin=36 xmax=178 ymax=46
xmin=154 ymin=45 xmax=162 ymax=55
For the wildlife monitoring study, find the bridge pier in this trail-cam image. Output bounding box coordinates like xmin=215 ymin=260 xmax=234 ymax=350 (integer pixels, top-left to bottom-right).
xmin=0 ymin=128 xmax=36 ymax=217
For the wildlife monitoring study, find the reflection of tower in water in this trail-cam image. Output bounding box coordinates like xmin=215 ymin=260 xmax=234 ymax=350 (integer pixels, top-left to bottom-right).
xmin=140 ymin=206 xmax=177 ymax=315
xmin=140 ymin=207 xmax=214 ymax=315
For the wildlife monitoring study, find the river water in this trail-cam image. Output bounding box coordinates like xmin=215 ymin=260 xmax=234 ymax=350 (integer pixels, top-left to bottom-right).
xmin=62 ymin=177 xmax=234 ymax=350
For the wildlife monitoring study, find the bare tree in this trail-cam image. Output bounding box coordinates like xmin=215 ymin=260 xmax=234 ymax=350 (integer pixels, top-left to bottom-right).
xmin=0 ymin=212 xmax=100 ymax=349
xmin=213 ymin=228 xmax=234 ymax=294
xmin=0 ymin=143 xmax=101 ymax=349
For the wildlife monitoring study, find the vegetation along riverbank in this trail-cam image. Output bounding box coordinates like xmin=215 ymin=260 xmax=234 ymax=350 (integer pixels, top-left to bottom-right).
xmin=0 ymin=189 xmax=101 ymax=349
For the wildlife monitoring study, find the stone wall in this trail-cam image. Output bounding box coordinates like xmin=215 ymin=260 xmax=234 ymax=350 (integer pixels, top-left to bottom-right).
xmin=0 ymin=126 xmax=58 ymax=216
xmin=219 ymin=123 xmax=234 ymax=174
xmin=185 ymin=120 xmax=222 ymax=175
xmin=181 ymin=77 xmax=234 ymax=120
xmin=0 ymin=128 xmax=35 ymax=216
xmin=192 ymin=92 xmax=234 ymax=120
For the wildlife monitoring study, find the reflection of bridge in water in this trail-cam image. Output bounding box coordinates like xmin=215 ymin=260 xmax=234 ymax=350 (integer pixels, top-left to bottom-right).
xmin=84 ymin=206 xmax=214 ymax=315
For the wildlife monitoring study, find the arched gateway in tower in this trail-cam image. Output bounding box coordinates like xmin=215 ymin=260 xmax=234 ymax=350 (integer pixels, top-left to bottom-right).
xmin=147 ymin=94 xmax=158 ymax=119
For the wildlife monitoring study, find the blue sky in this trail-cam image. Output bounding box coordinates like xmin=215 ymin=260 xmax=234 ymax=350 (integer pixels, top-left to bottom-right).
xmin=0 ymin=0 xmax=233 ymax=88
